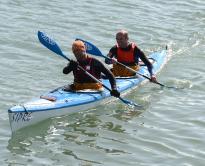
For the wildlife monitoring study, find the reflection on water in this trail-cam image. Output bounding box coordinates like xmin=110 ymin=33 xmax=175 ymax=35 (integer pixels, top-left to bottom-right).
xmin=112 ymin=109 xmax=143 ymax=122
xmin=7 ymin=119 xmax=53 ymax=154
xmin=7 ymin=105 xmax=143 ymax=164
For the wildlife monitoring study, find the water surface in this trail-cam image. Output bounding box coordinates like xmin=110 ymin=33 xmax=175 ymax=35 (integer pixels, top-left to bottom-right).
xmin=1 ymin=0 xmax=205 ymax=165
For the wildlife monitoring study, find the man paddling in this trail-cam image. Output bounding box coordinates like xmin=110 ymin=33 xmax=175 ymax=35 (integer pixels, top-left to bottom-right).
xmin=106 ymin=30 xmax=157 ymax=82
xmin=63 ymin=40 xmax=120 ymax=97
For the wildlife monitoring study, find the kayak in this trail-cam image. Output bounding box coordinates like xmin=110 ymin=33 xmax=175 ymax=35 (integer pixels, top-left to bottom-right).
xmin=8 ymin=49 xmax=168 ymax=133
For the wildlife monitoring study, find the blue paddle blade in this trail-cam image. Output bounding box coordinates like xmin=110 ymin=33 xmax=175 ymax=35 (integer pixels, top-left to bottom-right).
xmin=38 ymin=31 xmax=67 ymax=59
xmin=119 ymin=97 xmax=143 ymax=108
xmin=76 ymin=38 xmax=103 ymax=57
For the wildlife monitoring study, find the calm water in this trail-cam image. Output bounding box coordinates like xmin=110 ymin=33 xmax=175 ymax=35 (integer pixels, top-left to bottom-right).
xmin=1 ymin=0 xmax=205 ymax=165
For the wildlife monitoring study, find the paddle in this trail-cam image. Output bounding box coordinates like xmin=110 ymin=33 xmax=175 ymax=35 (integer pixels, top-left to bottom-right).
xmin=77 ymin=38 xmax=179 ymax=89
xmin=37 ymin=31 xmax=142 ymax=108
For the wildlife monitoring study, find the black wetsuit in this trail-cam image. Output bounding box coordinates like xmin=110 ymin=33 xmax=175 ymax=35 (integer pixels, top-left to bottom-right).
xmin=63 ymin=57 xmax=117 ymax=89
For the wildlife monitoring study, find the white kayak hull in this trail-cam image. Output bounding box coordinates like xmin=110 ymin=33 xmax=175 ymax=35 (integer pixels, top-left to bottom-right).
xmin=8 ymin=96 xmax=112 ymax=132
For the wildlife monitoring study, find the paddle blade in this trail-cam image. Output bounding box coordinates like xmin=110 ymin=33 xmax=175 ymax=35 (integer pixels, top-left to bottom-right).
xmin=119 ymin=97 xmax=143 ymax=109
xmin=38 ymin=31 xmax=68 ymax=60
xmin=163 ymin=85 xmax=184 ymax=90
xmin=76 ymin=38 xmax=103 ymax=57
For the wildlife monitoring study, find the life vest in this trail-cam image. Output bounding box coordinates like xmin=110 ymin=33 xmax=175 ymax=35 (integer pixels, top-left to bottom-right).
xmin=112 ymin=43 xmax=140 ymax=77
xmin=112 ymin=63 xmax=140 ymax=77
xmin=71 ymin=82 xmax=103 ymax=91
xmin=72 ymin=57 xmax=102 ymax=90
xmin=117 ymin=42 xmax=136 ymax=63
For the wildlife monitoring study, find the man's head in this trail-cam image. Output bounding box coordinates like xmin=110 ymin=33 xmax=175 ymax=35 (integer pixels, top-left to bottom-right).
xmin=116 ymin=30 xmax=129 ymax=48
xmin=72 ymin=40 xmax=87 ymax=61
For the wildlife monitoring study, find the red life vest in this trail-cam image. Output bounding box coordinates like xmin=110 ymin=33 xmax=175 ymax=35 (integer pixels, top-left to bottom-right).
xmin=117 ymin=42 xmax=136 ymax=63
xmin=73 ymin=57 xmax=100 ymax=83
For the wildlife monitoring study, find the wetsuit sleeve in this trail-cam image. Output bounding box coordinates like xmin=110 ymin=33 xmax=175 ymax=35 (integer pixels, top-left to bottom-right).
xmin=134 ymin=47 xmax=153 ymax=76
xmin=105 ymin=46 xmax=117 ymax=64
xmin=63 ymin=63 xmax=73 ymax=74
xmin=94 ymin=59 xmax=117 ymax=90
xmin=109 ymin=46 xmax=117 ymax=58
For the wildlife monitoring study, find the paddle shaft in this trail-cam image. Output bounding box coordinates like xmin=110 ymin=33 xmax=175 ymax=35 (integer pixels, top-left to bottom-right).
xmin=90 ymin=48 xmax=175 ymax=88
xmin=61 ymin=54 xmax=115 ymax=92
xmin=105 ymin=56 xmax=167 ymax=87
xmin=78 ymin=38 xmax=169 ymax=87
xmin=51 ymin=45 xmax=131 ymax=102
xmin=57 ymin=51 xmax=138 ymax=105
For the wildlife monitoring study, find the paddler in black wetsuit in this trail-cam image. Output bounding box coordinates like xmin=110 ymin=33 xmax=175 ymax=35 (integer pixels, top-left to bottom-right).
xmin=63 ymin=40 xmax=120 ymax=97
xmin=106 ymin=30 xmax=157 ymax=82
